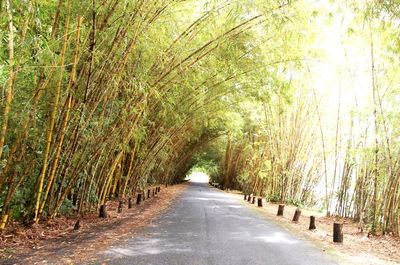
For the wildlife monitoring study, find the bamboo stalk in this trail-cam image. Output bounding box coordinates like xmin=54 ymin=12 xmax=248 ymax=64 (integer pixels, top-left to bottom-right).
xmin=33 ymin=0 xmax=72 ymax=223
xmin=38 ymin=16 xmax=83 ymax=218
xmin=0 ymin=0 xmax=15 ymax=161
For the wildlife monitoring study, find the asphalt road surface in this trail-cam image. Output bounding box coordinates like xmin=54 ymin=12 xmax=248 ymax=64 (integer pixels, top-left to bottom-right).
xmin=96 ymin=182 xmax=337 ymax=265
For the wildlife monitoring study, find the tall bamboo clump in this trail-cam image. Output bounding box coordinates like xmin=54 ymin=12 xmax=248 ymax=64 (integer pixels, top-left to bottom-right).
xmin=220 ymin=88 xmax=322 ymax=205
xmin=218 ymin=1 xmax=400 ymax=236
xmin=0 ymin=0 xmax=289 ymax=229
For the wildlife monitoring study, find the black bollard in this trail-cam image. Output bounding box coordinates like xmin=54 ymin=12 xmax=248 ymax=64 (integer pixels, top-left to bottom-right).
xmin=333 ymin=223 xmax=343 ymax=243
xmin=277 ymin=204 xmax=285 ymax=216
xmin=292 ymin=208 xmax=301 ymax=222
xmin=74 ymin=219 xmax=81 ymax=230
xmin=309 ymin=216 xmax=316 ymax=230
xmin=118 ymin=201 xmax=124 ymax=213
xmin=99 ymin=204 xmax=108 ymax=218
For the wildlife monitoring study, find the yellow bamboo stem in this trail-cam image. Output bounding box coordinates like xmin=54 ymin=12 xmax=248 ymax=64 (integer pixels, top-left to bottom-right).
xmin=99 ymin=152 xmax=123 ymax=206
xmin=0 ymin=0 xmax=15 ymax=161
xmin=38 ymin=16 xmax=82 ymax=217
xmin=0 ymin=214 xmax=8 ymax=230
xmin=33 ymin=0 xmax=72 ymax=223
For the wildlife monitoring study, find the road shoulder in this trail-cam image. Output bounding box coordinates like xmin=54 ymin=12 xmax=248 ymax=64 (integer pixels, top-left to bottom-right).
xmin=1 ymin=184 xmax=188 ymax=265
xmin=218 ymin=187 xmax=400 ymax=265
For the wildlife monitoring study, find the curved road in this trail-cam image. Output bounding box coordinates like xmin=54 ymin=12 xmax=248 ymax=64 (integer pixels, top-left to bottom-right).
xmin=96 ymin=182 xmax=337 ymax=265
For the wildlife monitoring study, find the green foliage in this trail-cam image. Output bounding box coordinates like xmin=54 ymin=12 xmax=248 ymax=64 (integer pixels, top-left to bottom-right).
xmin=59 ymin=199 xmax=74 ymax=216
xmin=287 ymin=198 xmax=304 ymax=208
xmin=267 ymin=193 xmax=281 ymax=203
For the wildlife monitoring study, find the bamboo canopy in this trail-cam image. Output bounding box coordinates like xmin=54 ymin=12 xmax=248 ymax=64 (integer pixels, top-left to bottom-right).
xmin=0 ymin=0 xmax=400 ymax=236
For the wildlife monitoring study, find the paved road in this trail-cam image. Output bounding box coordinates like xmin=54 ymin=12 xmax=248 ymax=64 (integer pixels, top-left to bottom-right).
xmin=97 ymin=182 xmax=337 ymax=265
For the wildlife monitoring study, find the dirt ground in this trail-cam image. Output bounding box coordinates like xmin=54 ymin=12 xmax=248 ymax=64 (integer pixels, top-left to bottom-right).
xmin=0 ymin=184 xmax=188 ymax=265
xmin=226 ymin=189 xmax=400 ymax=265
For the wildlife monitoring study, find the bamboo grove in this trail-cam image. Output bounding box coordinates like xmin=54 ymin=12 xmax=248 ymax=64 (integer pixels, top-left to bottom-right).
xmin=0 ymin=0 xmax=305 ymax=228
xmin=191 ymin=1 xmax=400 ymax=236
xmin=1 ymin=0 xmax=400 ymax=237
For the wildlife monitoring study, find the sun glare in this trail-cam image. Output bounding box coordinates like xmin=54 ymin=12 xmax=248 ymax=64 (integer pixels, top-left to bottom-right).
xmin=187 ymin=171 xmax=210 ymax=183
